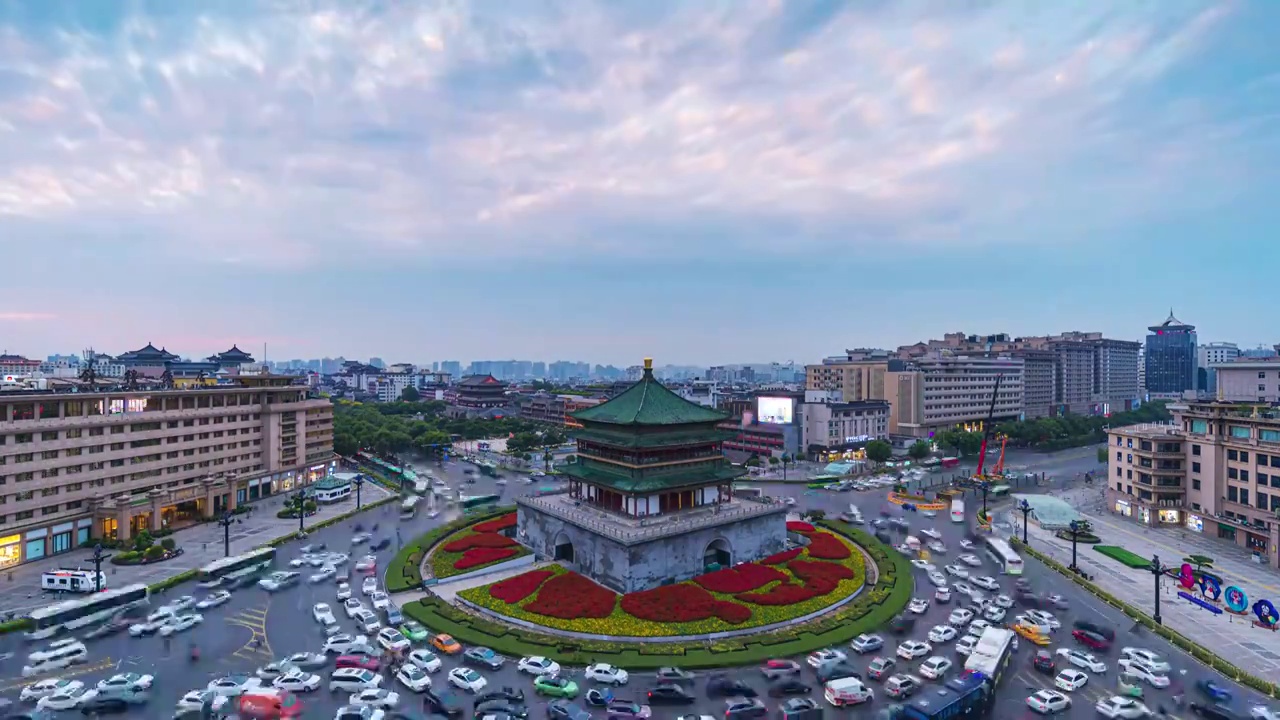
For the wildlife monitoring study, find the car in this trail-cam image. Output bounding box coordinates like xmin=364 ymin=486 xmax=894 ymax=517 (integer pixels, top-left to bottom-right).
xmin=1191 ymin=703 xmax=1247 ymax=720
xmin=959 ymin=539 xmax=975 ymax=550
xmin=1074 ymin=620 xmax=1116 ymax=641
xmin=352 ymin=532 xmax=373 ymax=545
xmin=656 ymin=667 xmax=696 ymax=684
xmin=449 ymin=667 xmax=487 ymax=693
xmin=349 ymin=688 xmax=400 ymax=709
xmin=396 ymin=664 xmax=432 ymax=692
xmin=896 ymin=640 xmax=932 ymax=660
xmin=548 ymin=700 xmax=594 ymax=720
xmin=958 ymin=554 xmax=982 ymax=567
xmin=1025 ymin=610 xmax=1061 ymax=630
xmin=1119 ymin=648 xmax=1170 ymax=673
xmin=765 ymin=678 xmax=811 ymax=698
xmin=258 ymin=571 xmax=301 ymax=591
xmin=313 ymin=603 xmax=337 ymax=625
xmin=464 ymin=647 xmax=505 ymax=670
xmin=207 ymin=675 xmax=263 ymax=697
xmin=850 ymin=634 xmax=883 ymax=654
xmin=128 ymin=616 xmax=167 ymax=636
xmin=362 ymin=576 xmax=379 ymax=595
xmin=159 ymin=612 xmax=203 ymax=636
xmin=1055 ymin=669 xmax=1089 ymax=692
xmin=371 ymin=591 xmax=391 ymax=610
xmin=954 ymin=636 xmax=978 ymax=656
xmin=1013 ymin=623 xmax=1051 ymax=645
xmin=273 ymin=671 xmax=321 ymax=693
xmin=1197 ymin=679 xmax=1234 ymax=703
xmin=1033 ymin=651 xmax=1056 ymax=674
xmin=353 ymin=608 xmax=381 ymax=633
xmin=761 ymin=659 xmax=802 ymax=680
xmin=967 ymin=619 xmax=992 ymax=636
xmin=967 ymin=590 xmax=987 ymax=607
xmin=371 ymin=538 xmax=392 ymax=552
xmin=408 ymin=648 xmax=443 ymax=673
xmin=927 ymin=572 xmax=947 ymax=587
xmin=953 ymin=581 xmax=975 ymax=597
xmin=324 ymin=634 xmax=371 ymax=654
xmin=1026 ymin=690 xmax=1071 ymax=714
xmin=945 ymin=565 xmax=969 ymax=579
xmin=935 ymin=587 xmax=952 ymax=603
xmin=337 ymin=582 xmax=352 ymax=600
xmin=281 ymin=652 xmax=327 ymax=670
xmin=823 ymin=678 xmax=873 ymax=707
xmin=355 ymin=555 xmax=377 ymax=573
xmin=948 ymin=608 xmax=974 ymax=626
xmin=866 ymin=656 xmax=896 ymax=681
xmin=972 ymin=576 xmax=999 ymax=591
xmin=918 ymin=656 xmax=952 ymax=680
xmin=908 ymin=598 xmax=930 ymax=615
xmin=330 ymin=668 xmax=383 ymax=693
xmin=345 ymin=598 xmax=366 ymax=618
xmin=911 ymin=559 xmax=934 ymax=571
xmin=385 ymin=605 xmax=403 ymax=626
xmin=994 ymin=593 xmax=1013 ymax=608
xmin=256 ymin=660 xmax=301 ymax=680
xmin=927 ymin=541 xmax=947 ymax=554
xmin=85 ymin=616 xmax=133 ymax=639
xmin=1096 ymin=696 xmax=1151 ymax=719
xmin=1118 ymin=660 xmax=1170 ymax=688
xmin=378 ymin=627 xmax=411 ymax=653
xmin=96 ymin=673 xmax=153 ymax=694
xmin=1073 ymin=629 xmax=1110 ymax=650
xmin=921 ymin=528 xmax=942 ymax=540
xmin=928 ymin=625 xmax=957 ymax=643
xmin=608 ymin=700 xmax=653 ymax=719
xmin=1250 ymin=707 xmax=1280 ymax=720
xmin=815 ymin=660 xmax=861 ymax=684
xmin=400 ymin=620 xmax=430 ymax=643
xmin=423 ymin=688 xmax=464 ymax=718
xmin=195 ymin=590 xmax=232 ymax=610
xmin=476 ymin=687 xmax=527 ymax=707
xmin=37 ymin=686 xmax=100 ymax=711
xmin=535 ymin=675 xmax=580 ymax=699
xmin=176 ymin=689 xmax=215 ymax=712
xmin=724 ymin=699 xmax=765 ymax=720
xmin=170 ymin=595 xmax=197 ymax=611
xmin=983 ymin=605 xmax=1007 ymax=622
xmin=432 ymin=634 xmax=463 ymax=654
xmin=336 ymin=655 xmax=382 ymax=672
xmin=327 ymin=551 xmax=350 ymax=566
xmin=707 ymin=674 xmax=759 ymax=698
xmin=1056 ymin=648 xmax=1107 ymax=673
xmin=884 ymin=674 xmax=921 ymax=699
xmin=921 ymin=510 xmax=937 ymax=518
xmin=807 ymin=649 xmax=847 ymax=667
xmin=583 ymin=663 xmax=627 ymax=684
xmin=518 ymin=656 xmax=561 ymax=676
xmin=22 ymin=679 xmax=84 ymax=702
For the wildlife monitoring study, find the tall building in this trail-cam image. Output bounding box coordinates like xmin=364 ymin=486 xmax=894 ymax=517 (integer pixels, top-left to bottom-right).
xmin=803 ymin=349 xmax=890 ymax=403
xmin=1212 ymin=361 xmax=1280 ymax=402
xmin=1145 ymin=311 xmax=1197 ymax=396
xmin=0 ymin=377 xmax=335 ymax=567
xmin=1199 ymin=342 xmax=1240 ymax=392
xmin=884 ymin=355 xmax=1025 ymax=439
xmin=1010 ymin=350 xmax=1054 ymax=419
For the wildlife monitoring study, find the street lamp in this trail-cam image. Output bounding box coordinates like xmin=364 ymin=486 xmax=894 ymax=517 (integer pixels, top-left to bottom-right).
xmin=90 ymin=544 xmax=110 ymax=593
xmin=1151 ymin=554 xmax=1166 ymax=625
xmin=1067 ymin=519 xmax=1082 ymax=571
xmin=981 ymin=482 xmax=990 ymax=514
xmin=294 ymin=490 xmax=308 ymax=534
xmin=1018 ymin=499 xmax=1032 ymax=544
xmin=353 ymin=476 xmax=364 ymax=510
xmin=216 ymin=512 xmax=240 ymax=558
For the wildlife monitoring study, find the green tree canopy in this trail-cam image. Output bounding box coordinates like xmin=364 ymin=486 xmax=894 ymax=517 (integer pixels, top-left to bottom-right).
xmin=994 ymin=402 xmax=1172 ymax=447
xmin=907 ymin=441 xmax=931 ymax=460
xmin=865 ymin=440 xmax=893 ymax=463
xmin=333 ymin=400 xmax=553 ymax=459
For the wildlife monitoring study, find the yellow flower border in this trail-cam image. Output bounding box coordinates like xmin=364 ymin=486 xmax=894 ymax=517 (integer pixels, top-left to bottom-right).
xmin=430 ymin=522 xmax=531 ymax=580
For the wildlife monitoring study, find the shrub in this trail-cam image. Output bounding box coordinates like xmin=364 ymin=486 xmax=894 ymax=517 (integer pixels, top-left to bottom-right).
xmin=148 ymin=569 xmax=197 ymax=592
xmin=786 ymin=521 xmax=815 ymax=533
xmin=111 ymin=551 xmax=141 ymax=564
xmin=693 ymin=564 xmax=787 ymax=594
xmin=621 ymin=584 xmax=752 ymax=624
xmin=761 ymin=548 xmax=803 ymax=565
xmin=443 ymin=533 xmax=517 ymax=552
xmin=1094 ymin=545 xmax=1153 ymax=569
xmin=454 ymin=547 xmax=518 ymax=570
xmin=473 ymin=514 xmax=517 ymax=533
xmin=789 ymin=559 xmax=856 ymax=594
xmin=144 ymin=545 xmax=166 ymax=559
xmin=524 ymin=572 xmax=617 ymax=620
xmin=490 ymin=570 xmax=555 ymax=604
xmin=737 ymin=582 xmax=818 ymax=606
xmin=804 ymin=532 xmax=851 ymax=560
xmin=160 ymin=538 xmax=176 ymax=551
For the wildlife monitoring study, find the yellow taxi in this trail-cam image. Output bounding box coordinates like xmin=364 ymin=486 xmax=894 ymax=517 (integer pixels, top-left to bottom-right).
xmin=431 ymin=633 xmax=463 ymax=655
xmin=1012 ymin=623 xmax=1051 ymax=645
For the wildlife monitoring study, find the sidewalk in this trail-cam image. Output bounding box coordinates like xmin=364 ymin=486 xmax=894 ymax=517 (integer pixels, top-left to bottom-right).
xmin=0 ymin=483 xmax=395 ymax=616
xmin=398 ymin=561 xmax=554 ymax=606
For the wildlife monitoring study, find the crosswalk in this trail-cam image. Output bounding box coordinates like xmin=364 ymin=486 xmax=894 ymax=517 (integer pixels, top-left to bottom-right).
xmin=1010 ymin=670 xmax=1187 ymax=720
xmin=226 ymin=603 xmax=274 ymax=661
xmin=0 ymin=656 xmax=116 ymax=692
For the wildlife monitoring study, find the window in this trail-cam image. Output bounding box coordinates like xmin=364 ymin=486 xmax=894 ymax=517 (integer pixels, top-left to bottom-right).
xmin=1231 ymin=426 xmax=1251 ymax=439
xmin=1241 ymin=451 xmax=1250 ymax=463
xmin=1116 ymin=451 xmax=1122 ymax=461
xmin=1192 ymin=462 xmax=1201 ymax=473
xmin=1242 ymin=470 xmax=1250 ymax=482
xmin=1259 ymin=493 xmax=1268 ymax=509
xmin=1127 ymin=454 xmax=1133 ymax=463
xmin=1193 ymin=479 xmax=1201 ymax=490
xmin=1261 ymin=454 xmax=1271 ymax=466
xmin=1192 ymin=444 xmax=1202 ymax=456
xmin=1116 ymin=437 xmax=1123 ymax=446
xmin=1241 ymin=489 xmax=1250 ymax=505
xmin=1229 ymin=450 xmax=1239 ymax=461
xmin=1261 ymin=385 xmax=1267 ymax=392
xmin=1228 ymin=486 xmax=1238 ymax=502
xmin=1126 ymin=470 xmax=1133 ymax=480
xmin=1261 ymin=473 xmax=1270 ymax=485
xmin=1229 ymin=468 xmax=1238 ymax=479
xmin=1116 ymin=467 xmax=1122 ymax=477
xmin=40 ymin=431 xmax=58 ymax=441
xmin=1127 ymin=438 xmax=1133 ymax=448
xmin=1261 ymin=372 xmax=1267 ymax=379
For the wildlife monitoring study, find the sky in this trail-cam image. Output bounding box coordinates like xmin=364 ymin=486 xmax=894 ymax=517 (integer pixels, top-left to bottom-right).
xmin=0 ymin=1 xmax=1277 ymax=367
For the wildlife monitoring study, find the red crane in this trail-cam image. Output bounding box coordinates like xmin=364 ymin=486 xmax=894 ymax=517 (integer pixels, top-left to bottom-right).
xmin=974 ymin=374 xmax=1003 ymax=478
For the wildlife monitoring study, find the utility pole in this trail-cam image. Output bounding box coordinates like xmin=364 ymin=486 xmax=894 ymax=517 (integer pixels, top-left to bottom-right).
xmin=1018 ymin=499 xmax=1032 ymax=544
xmin=91 ymin=544 xmax=110 ymax=593
xmin=354 ymin=476 xmax=364 ymax=510
xmin=1151 ymin=554 xmax=1164 ymax=625
xmin=295 ymin=490 xmax=308 ymax=534
xmin=1068 ymin=520 xmax=1082 ymax=571
xmin=217 ymin=512 xmax=238 ymax=558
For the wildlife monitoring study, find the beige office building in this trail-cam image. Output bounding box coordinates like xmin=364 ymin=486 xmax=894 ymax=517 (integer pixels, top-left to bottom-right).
xmin=0 ymin=377 xmax=336 ymax=568
xmin=1212 ymin=361 xmax=1280 ymax=403
xmin=804 ymin=350 xmax=889 ymax=403
xmin=885 ymin=355 xmax=1025 ymax=439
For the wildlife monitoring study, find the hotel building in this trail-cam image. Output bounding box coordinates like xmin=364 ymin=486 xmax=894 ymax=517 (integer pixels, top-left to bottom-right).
xmin=0 ymin=377 xmax=336 ymax=568
xmin=884 ymin=355 xmax=1025 ymax=439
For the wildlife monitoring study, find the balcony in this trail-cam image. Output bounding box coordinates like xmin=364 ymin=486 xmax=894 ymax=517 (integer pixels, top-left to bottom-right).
xmin=517 ymin=491 xmax=787 ymax=546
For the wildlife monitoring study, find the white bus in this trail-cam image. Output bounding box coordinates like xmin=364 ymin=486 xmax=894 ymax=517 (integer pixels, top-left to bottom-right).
xmin=950 ymin=499 xmax=966 ymax=524
xmin=198 ymin=547 xmax=276 ymax=584
xmin=41 ymin=568 xmax=107 ymax=594
xmin=26 ymin=583 xmax=150 ymax=640
xmin=983 ymin=536 xmax=1024 ymax=575
xmin=400 ymin=495 xmax=421 ymax=520
xmin=964 ymin=627 xmax=1015 ymax=686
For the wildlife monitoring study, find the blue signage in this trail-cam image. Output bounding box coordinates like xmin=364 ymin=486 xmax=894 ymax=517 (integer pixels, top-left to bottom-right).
xmin=1178 ymin=591 xmax=1223 ymax=615
xmin=1225 ymin=585 xmax=1249 ymax=614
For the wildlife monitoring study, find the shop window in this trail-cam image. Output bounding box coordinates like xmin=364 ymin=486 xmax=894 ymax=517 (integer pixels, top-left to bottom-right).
xmin=24 ymin=538 xmax=44 ymax=560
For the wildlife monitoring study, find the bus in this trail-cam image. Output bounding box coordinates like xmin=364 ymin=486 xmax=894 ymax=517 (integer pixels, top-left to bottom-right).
xmin=733 ymin=486 xmax=764 ymax=500
xmin=199 ymin=547 xmax=277 ymax=584
xmin=26 ymin=583 xmax=150 ymax=640
xmin=982 ymin=536 xmax=1024 ymax=575
xmin=400 ymin=496 xmax=421 ymax=520
xmin=902 ymin=671 xmax=989 ymax=720
xmin=461 ymin=494 xmax=500 ymax=510
xmin=41 ymin=569 xmax=107 ymax=594
xmin=949 ymin=499 xmax=965 ymax=524
xmin=963 ymin=627 xmax=1015 ymax=686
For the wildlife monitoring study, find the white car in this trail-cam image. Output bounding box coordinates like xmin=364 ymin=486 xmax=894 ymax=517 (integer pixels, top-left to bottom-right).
xmin=313 ymin=603 xmax=337 ymax=626
xmin=371 ymin=592 xmax=391 ymax=611
xmin=37 ymin=686 xmax=98 ymax=711
xmin=310 ymin=566 xmax=337 ymax=584
xmin=896 ymin=640 xmax=932 ymax=660
xmin=994 ymin=594 xmax=1013 ymax=609
xmin=1119 ymin=648 xmax=1170 ymax=673
xmin=354 ymin=608 xmax=382 ymax=633
xmin=195 ymin=590 xmax=232 ymax=610
xmin=517 ymin=656 xmax=561 ymax=676
xmin=355 ymin=555 xmax=377 ymax=573
xmin=948 ymin=609 xmax=974 ymax=627
xmin=1055 ymin=669 xmax=1089 ymax=692
xmin=958 ymin=554 xmax=982 ymax=567
xmin=944 ymin=565 xmax=969 ymax=579
xmin=918 ymin=656 xmax=952 ymax=680
xmin=1057 ymin=648 xmax=1107 ymax=673
xmin=1025 ymin=610 xmax=1061 ymax=630
xmin=908 ymin=598 xmax=930 ymax=615
xmin=1250 ymin=707 xmax=1279 ymax=720
xmin=1117 ymin=660 xmax=1170 ymax=688
xmin=289 ymin=556 xmax=310 ymax=568
xmin=324 ymin=634 xmax=370 ymax=654
xmin=170 ymin=595 xmax=197 ymax=612
xmin=21 ymin=679 xmax=82 ymax=702
xmin=97 ymin=673 xmax=153 ymax=694
xmin=911 ymin=559 xmax=935 ymax=571
xmin=274 ymin=671 xmax=322 ymax=692
xmin=352 ymin=533 xmax=373 ymax=545
xmin=1026 ymin=689 xmax=1071 ymax=714
xmin=921 ymin=528 xmax=942 ymax=540
xmin=928 ymin=625 xmax=957 ymax=643
xmin=927 ymin=541 xmax=947 ymax=554
xmin=330 ymin=668 xmax=383 ymax=693
xmin=408 ymin=649 xmax=443 ymax=673
xmin=449 ymin=667 xmax=488 ymax=693
xmin=327 ymin=552 xmax=351 ymax=566
xmin=966 ymin=619 xmax=992 ymax=636
xmin=959 ymin=539 xmax=975 ymax=550
xmin=935 ymin=587 xmax=952 ymax=603
xmin=807 ymin=649 xmax=847 ymax=667
xmin=176 ymin=690 xmax=215 ymax=712
xmin=982 ymin=606 xmax=1006 ymax=623
xmin=1096 ymin=696 xmax=1151 ymax=719
xmin=337 ymin=583 xmax=352 ymax=601
xmin=160 ymin=613 xmax=204 ymax=636
xmin=362 ymin=576 xmax=379 ymax=596
xmin=895 ymin=544 xmax=914 ymax=556
xmin=350 ymin=688 xmax=400 ymax=709
xmin=967 ymin=591 xmax=986 ymax=607
xmin=128 ymin=617 xmax=168 ymax=636
xmin=257 ymin=660 xmax=300 ymax=681
xmin=378 ymin=627 xmax=411 ymax=653
xmin=583 ymin=662 xmax=628 ymax=685
xmin=207 ymin=675 xmax=263 ymax=697
xmin=345 ymin=598 xmax=366 ymax=618
xmin=955 ymin=636 xmax=978 ymax=656
xmin=953 ymin=581 xmax=975 ymax=597
xmin=397 ymin=664 xmax=433 ymax=692
xmin=927 ymin=572 xmax=947 ymax=587
xmin=850 ymin=634 xmax=884 ymax=654
xmin=971 ymin=576 xmax=999 ymax=591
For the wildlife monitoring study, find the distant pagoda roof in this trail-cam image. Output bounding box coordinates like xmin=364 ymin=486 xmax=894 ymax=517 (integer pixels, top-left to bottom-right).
xmin=572 ymin=359 xmax=728 ymax=426
xmin=208 ymin=345 xmax=255 ymax=363
xmin=1149 ymin=309 xmax=1195 ymax=332
xmin=458 ymin=374 xmax=506 ymax=388
xmin=117 ymin=343 xmax=179 ymax=362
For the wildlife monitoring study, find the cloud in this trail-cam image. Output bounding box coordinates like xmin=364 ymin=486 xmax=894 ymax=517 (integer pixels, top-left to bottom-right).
xmin=0 ymin=312 xmax=55 ymax=321
xmin=0 ymin=0 xmax=1266 ymax=266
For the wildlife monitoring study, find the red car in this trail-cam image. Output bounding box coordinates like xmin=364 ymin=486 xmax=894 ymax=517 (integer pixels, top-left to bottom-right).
xmin=335 ymin=655 xmax=380 ymax=671
xmin=1072 ymin=629 xmax=1109 ymax=651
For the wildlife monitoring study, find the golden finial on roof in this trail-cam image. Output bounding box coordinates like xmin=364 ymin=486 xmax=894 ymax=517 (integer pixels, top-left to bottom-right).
xmin=644 ymin=358 xmax=653 ymax=371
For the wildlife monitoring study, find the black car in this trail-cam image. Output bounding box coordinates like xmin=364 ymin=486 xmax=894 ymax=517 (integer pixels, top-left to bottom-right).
xmin=1189 ymin=704 xmax=1244 ymax=720
xmin=768 ymin=679 xmax=812 ymax=698
xmin=725 ymin=699 xmax=768 ymax=720
xmin=547 ymin=701 xmax=592 ymax=720
xmin=874 ymin=529 xmax=893 ymax=544
xmin=779 ymin=698 xmax=823 ymax=720
xmin=815 ymin=661 xmax=861 ymax=684
xmin=79 ymin=697 xmax=129 ymax=715
xmin=655 ymin=667 xmax=695 ymax=684
xmin=1072 ymin=620 xmax=1115 ymax=642
xmin=425 ymin=689 xmax=465 ymax=718
xmin=1032 ymin=651 xmax=1056 ymax=675
xmin=476 ymin=689 xmax=527 ymax=707
xmin=372 ymin=538 xmax=392 ymax=552
xmin=474 ymin=703 xmax=527 ymax=720
xmin=706 ymin=675 xmax=758 ymax=698
xmin=584 ymin=689 xmax=615 ymax=707
xmin=887 ymin=615 xmax=915 ymax=635
xmin=464 ymin=648 xmax=506 ymax=670
xmin=84 ymin=617 xmax=131 ymax=640
xmin=647 ymin=684 xmax=695 ymax=705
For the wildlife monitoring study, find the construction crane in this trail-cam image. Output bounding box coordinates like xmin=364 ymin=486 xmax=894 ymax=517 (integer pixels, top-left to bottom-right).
xmin=973 ymin=374 xmax=1003 ymax=479
xmin=991 ymin=434 xmax=1008 ymax=477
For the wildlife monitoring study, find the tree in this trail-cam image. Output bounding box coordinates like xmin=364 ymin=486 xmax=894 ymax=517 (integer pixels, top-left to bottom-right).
xmin=908 ymin=441 xmax=931 ymax=460
xmin=768 ymin=456 xmax=780 ymax=466
xmin=1183 ymin=554 xmax=1215 ymax=573
xmin=543 ymin=449 xmax=553 ymax=472
xmin=745 ymin=457 xmax=762 ymax=468
xmin=1097 ymin=447 xmax=1109 ymax=464
xmin=400 ymin=386 xmax=421 ymax=402
xmin=865 ymin=440 xmax=893 ymax=464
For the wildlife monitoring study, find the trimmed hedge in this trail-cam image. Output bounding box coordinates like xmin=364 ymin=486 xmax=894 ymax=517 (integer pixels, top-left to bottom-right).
xmin=149 ymin=569 xmax=198 ymax=593
xmin=1012 ymin=537 xmax=1279 ymax=698
xmin=385 ymin=506 xmax=514 ymax=592
xmin=264 ymin=496 xmax=399 ymax=549
xmin=1093 ymin=545 xmax=1154 ymax=569
xmin=402 ymin=520 xmax=912 ymax=667
xmin=1054 ymin=529 xmax=1101 ymax=544
xmin=0 ymin=617 xmax=33 ymax=634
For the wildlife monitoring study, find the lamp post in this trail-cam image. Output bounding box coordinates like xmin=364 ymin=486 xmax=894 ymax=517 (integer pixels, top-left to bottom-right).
xmin=353 ymin=476 xmax=364 ymax=510
xmin=216 ymin=512 xmax=239 ymax=558
xmin=981 ymin=483 xmax=990 ymax=514
xmin=294 ymin=490 xmax=308 ymax=534
xmin=1067 ymin=519 xmax=1081 ymax=571
xmin=1018 ymin=499 xmax=1032 ymax=544
xmin=91 ymin=544 xmax=110 ymax=593
xmin=1151 ymin=554 xmax=1165 ymax=625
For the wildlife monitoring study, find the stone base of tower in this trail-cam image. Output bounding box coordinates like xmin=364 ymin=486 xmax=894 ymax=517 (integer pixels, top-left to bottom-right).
xmin=515 ymin=491 xmax=788 ymax=594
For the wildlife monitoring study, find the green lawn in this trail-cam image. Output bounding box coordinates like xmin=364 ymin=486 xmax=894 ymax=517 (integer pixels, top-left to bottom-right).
xmin=1093 ymin=545 xmax=1153 ymax=569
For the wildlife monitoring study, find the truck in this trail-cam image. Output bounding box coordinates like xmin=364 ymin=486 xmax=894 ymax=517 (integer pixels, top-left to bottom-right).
xmin=950 ymin=499 xmax=965 ymax=524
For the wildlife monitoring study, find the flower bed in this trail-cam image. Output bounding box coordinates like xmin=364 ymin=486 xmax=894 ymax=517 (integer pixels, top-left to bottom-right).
xmin=760 ymin=548 xmax=803 ymax=565
xmin=429 ymin=515 xmax=532 ymax=580
xmin=621 ymin=583 xmax=752 ymax=624
xmin=803 ymin=531 xmax=852 ymax=560
xmin=443 ymin=533 xmax=517 ymax=552
xmin=456 ymin=547 xmax=520 ymax=570
xmin=523 ymin=571 xmax=616 ymax=620
xmin=786 ymin=521 xmax=815 ymax=532
xmin=693 ymin=564 xmax=787 ymax=594
xmin=490 ymin=569 xmax=555 ymax=604
xmin=473 ymin=513 xmax=517 ymax=533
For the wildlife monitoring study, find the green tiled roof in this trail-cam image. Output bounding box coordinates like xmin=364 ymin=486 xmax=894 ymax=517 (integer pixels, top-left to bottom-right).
xmin=572 ymin=367 xmax=729 ymax=426
xmin=561 ymin=460 xmax=746 ymax=493
xmin=573 ymin=425 xmax=738 ymax=449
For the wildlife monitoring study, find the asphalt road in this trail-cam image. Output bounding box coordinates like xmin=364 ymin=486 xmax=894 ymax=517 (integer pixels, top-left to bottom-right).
xmin=2 ymin=459 xmax=1271 ymax=720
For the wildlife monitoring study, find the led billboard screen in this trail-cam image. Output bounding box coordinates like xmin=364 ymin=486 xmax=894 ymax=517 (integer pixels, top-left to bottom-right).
xmin=757 ymin=397 xmax=794 ymax=425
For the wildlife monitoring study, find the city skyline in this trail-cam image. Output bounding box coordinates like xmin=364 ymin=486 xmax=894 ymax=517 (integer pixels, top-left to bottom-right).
xmin=1 ymin=2 xmax=1277 ymax=363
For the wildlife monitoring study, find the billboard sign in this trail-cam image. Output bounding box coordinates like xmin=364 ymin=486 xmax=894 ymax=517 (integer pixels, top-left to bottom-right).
xmin=757 ymin=397 xmax=794 ymax=425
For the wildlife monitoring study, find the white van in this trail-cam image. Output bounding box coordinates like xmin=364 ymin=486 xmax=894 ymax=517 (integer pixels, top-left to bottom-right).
xmin=824 ymin=677 xmax=873 ymax=707
xmin=23 ymin=640 xmax=88 ymax=676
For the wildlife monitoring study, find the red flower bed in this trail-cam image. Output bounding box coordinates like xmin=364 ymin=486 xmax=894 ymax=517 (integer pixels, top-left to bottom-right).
xmin=454 ymin=547 xmax=518 ymax=570
xmin=786 ymin=521 xmax=815 ymax=533
xmin=473 ymin=514 xmax=517 ymax=533
xmin=489 ymin=569 xmax=554 ymax=604
xmin=804 ymin=531 xmax=851 ymax=560
xmin=443 ymin=532 xmax=517 ymax=552
xmin=760 ymin=548 xmax=804 ymax=565
xmin=737 ymin=582 xmax=820 ymax=606
xmin=789 ymin=559 xmax=856 ymax=594
xmin=621 ymin=583 xmax=752 ymax=624
xmin=524 ymin=572 xmax=616 ymax=620
xmin=693 ymin=564 xmax=787 ymax=594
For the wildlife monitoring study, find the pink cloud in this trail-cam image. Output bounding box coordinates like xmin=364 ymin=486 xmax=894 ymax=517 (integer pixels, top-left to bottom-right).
xmin=0 ymin=312 xmax=55 ymax=321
